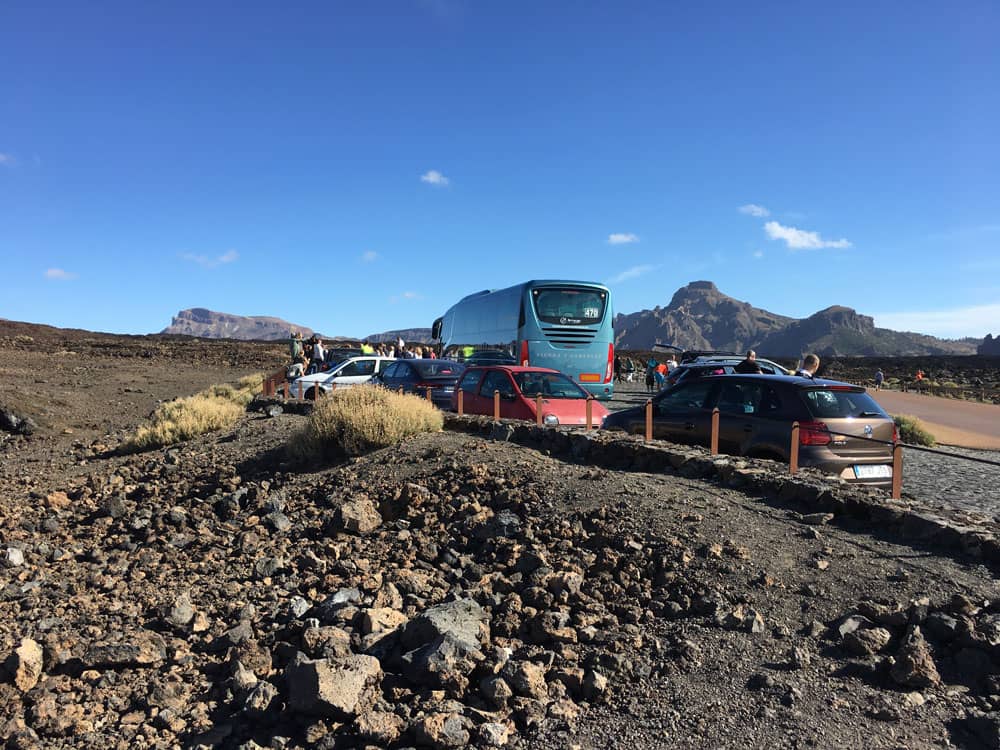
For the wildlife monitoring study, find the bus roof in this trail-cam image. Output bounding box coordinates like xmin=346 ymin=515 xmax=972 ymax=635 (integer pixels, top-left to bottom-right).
xmin=455 ymin=280 xmax=610 ymax=304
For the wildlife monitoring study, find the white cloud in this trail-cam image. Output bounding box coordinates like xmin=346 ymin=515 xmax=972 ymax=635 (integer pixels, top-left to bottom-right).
xmin=181 ymin=250 xmax=239 ymax=268
xmin=764 ymin=221 xmax=852 ymax=250
xmin=390 ymin=290 xmax=422 ymax=303
xmin=45 ymin=268 xmax=77 ymax=280
xmin=0 ymin=153 xmax=14 ymax=167
xmin=607 ymin=233 xmax=639 ymax=245
xmin=739 ymin=204 xmax=770 ymax=217
xmin=361 ymin=250 xmax=378 ymax=263
xmin=874 ymin=303 xmax=1000 ymax=339
xmin=420 ymin=170 xmax=450 ymax=187
xmin=752 ymin=250 xmax=764 ymax=259
xmin=605 ymin=264 xmax=655 ymax=284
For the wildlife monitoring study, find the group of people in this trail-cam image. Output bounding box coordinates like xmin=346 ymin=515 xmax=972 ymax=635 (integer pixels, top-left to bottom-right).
xmin=612 ymin=355 xmax=645 ymax=384
xmin=286 ymin=332 xmax=437 ymax=379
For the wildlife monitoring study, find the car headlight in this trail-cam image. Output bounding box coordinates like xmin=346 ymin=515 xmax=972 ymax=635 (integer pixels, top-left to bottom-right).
xmin=543 ymin=414 xmax=559 ymax=426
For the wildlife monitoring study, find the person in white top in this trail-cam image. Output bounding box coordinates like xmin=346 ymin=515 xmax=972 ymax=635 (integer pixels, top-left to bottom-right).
xmin=308 ymin=338 xmax=326 ymax=374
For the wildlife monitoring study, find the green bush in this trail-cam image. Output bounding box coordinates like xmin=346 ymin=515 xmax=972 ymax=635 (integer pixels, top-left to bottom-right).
xmin=893 ymin=414 xmax=935 ymax=447
xmin=121 ymin=372 xmax=264 ymax=452
xmin=290 ymin=385 xmax=443 ymax=462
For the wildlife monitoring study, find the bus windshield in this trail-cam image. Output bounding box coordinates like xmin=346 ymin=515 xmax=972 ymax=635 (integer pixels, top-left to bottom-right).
xmin=532 ymin=287 xmax=606 ymax=325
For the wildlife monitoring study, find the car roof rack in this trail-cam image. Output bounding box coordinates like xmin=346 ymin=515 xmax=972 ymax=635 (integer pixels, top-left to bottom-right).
xmin=650 ymin=343 xmax=741 ymax=363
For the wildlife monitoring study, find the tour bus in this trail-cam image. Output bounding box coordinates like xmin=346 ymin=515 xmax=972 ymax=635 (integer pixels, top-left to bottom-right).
xmin=431 ymin=280 xmax=615 ymax=399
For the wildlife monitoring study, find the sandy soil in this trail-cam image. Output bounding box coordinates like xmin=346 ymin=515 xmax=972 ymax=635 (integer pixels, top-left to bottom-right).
xmin=869 ymin=390 xmax=1000 ymax=450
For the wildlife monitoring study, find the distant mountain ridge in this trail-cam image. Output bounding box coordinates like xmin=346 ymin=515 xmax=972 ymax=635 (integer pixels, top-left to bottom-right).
xmin=364 ymin=328 xmax=433 ymax=344
xmin=159 ymin=309 xmax=433 ymax=344
xmin=160 ymin=289 xmax=980 ymax=356
xmin=614 ymin=282 xmax=977 ymax=357
xmin=161 ymin=308 xmax=314 ymax=341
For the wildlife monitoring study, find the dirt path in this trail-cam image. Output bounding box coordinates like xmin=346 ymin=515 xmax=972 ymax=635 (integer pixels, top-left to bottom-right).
xmin=870 ymin=389 xmax=1000 ymax=449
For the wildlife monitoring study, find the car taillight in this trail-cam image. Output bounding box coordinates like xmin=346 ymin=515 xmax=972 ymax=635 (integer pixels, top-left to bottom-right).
xmin=415 ymin=382 xmax=438 ymax=389
xmin=520 ymin=340 xmax=529 ymax=367
xmin=604 ymin=343 xmax=614 ymax=383
xmin=799 ymin=421 xmax=831 ymax=446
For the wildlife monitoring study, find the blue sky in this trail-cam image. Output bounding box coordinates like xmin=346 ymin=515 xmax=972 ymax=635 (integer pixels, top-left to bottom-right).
xmin=2 ymin=1 xmax=998 ymax=339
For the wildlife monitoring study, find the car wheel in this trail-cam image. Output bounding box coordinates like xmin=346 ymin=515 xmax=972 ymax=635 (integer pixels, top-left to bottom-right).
xmin=305 ymin=387 xmax=318 ymax=401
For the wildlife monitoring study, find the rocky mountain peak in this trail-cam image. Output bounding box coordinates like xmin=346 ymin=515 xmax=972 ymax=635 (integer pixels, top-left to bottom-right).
xmin=162 ymin=309 xmax=313 ymax=341
xmin=615 ymin=283 xmax=975 ymax=356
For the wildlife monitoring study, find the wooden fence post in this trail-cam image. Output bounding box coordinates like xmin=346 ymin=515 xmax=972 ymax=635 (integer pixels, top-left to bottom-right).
xmin=891 ymin=444 xmax=903 ymax=499
xmin=425 ymin=387 xmax=433 ymax=401
xmin=535 ymin=394 xmax=543 ymax=426
xmin=645 ymin=399 xmax=652 ymax=442
xmin=790 ymin=421 xmax=800 ymax=475
xmin=457 ymin=389 xmax=464 ymax=416
xmin=493 ymin=390 xmax=500 ymax=422
xmin=710 ymin=407 xmax=719 ymax=455
xmin=586 ymin=397 xmax=593 ymax=430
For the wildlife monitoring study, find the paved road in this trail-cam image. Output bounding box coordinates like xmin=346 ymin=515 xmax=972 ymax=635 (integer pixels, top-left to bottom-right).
xmin=868 ymin=389 xmax=1000 ymax=450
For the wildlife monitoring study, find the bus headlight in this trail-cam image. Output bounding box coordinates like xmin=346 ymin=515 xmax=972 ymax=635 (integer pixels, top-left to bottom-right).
xmin=543 ymin=414 xmax=559 ymax=426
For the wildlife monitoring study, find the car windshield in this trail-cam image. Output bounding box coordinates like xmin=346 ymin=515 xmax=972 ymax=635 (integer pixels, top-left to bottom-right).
xmin=413 ymin=360 xmax=465 ymax=377
xmin=514 ymin=371 xmax=588 ymax=399
xmin=532 ymin=287 xmax=607 ymax=325
xmin=802 ymin=388 xmax=888 ymax=419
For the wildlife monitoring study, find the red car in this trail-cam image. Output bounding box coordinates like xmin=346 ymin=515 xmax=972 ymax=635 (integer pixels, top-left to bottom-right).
xmin=452 ymin=366 xmax=610 ymax=426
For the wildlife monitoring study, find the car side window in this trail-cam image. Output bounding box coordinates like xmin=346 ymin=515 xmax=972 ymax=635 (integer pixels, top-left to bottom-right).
xmin=656 ymin=381 xmax=715 ymax=415
xmin=757 ymin=386 xmax=783 ymax=416
xmin=382 ymin=362 xmax=400 ymax=378
xmin=481 ymin=371 xmax=514 ymax=398
xmin=718 ymin=382 xmax=771 ymax=415
xmin=399 ymin=363 xmax=417 ymax=382
xmin=458 ymin=371 xmax=482 ymax=394
xmin=339 ymin=359 xmax=376 ymax=377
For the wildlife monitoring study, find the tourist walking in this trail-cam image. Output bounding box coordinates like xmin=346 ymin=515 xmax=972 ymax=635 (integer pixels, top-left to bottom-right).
xmin=874 ymin=368 xmax=884 ymax=391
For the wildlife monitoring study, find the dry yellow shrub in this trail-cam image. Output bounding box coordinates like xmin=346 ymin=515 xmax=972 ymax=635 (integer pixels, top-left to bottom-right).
xmin=290 ymin=385 xmax=443 ymax=461
xmin=121 ymin=371 xmax=265 ymax=452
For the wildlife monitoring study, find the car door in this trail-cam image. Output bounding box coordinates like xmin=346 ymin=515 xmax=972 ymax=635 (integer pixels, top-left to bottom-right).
xmin=652 ymin=381 xmax=718 ymax=444
xmin=379 ymin=361 xmax=402 ymax=389
xmin=329 ymin=358 xmax=377 ymax=388
xmin=714 ymin=379 xmax=767 ymax=454
xmin=456 ymin=369 xmax=484 ymax=412
xmin=395 ymin=361 xmax=419 ymax=394
xmin=479 ymin=370 xmax=525 ymax=419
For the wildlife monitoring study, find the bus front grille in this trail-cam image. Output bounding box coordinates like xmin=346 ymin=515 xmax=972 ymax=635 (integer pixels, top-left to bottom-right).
xmin=541 ymin=327 xmax=598 ymax=345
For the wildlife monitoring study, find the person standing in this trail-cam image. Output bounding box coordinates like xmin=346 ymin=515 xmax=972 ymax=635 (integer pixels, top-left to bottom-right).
xmin=289 ymin=331 xmax=303 ymax=363
xmin=308 ymin=338 xmax=326 ymax=374
xmin=795 ymin=353 xmax=820 ymax=379
xmin=874 ymin=368 xmax=884 ymax=391
xmin=734 ymin=350 xmax=762 ymax=374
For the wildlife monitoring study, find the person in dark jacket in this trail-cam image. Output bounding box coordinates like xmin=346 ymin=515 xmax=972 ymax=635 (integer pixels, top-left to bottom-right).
xmin=734 ymin=350 xmax=762 ymax=374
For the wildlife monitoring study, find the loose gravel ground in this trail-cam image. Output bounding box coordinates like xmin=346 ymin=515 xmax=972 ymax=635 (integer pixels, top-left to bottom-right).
xmin=3 ymin=325 xmax=1000 ymax=749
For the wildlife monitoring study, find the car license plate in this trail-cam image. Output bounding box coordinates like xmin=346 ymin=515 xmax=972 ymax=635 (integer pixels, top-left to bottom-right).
xmin=854 ymin=464 xmax=892 ymax=479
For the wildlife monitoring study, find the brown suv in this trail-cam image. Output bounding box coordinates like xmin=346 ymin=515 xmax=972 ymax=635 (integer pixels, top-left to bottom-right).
xmin=602 ymin=374 xmax=897 ymax=486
